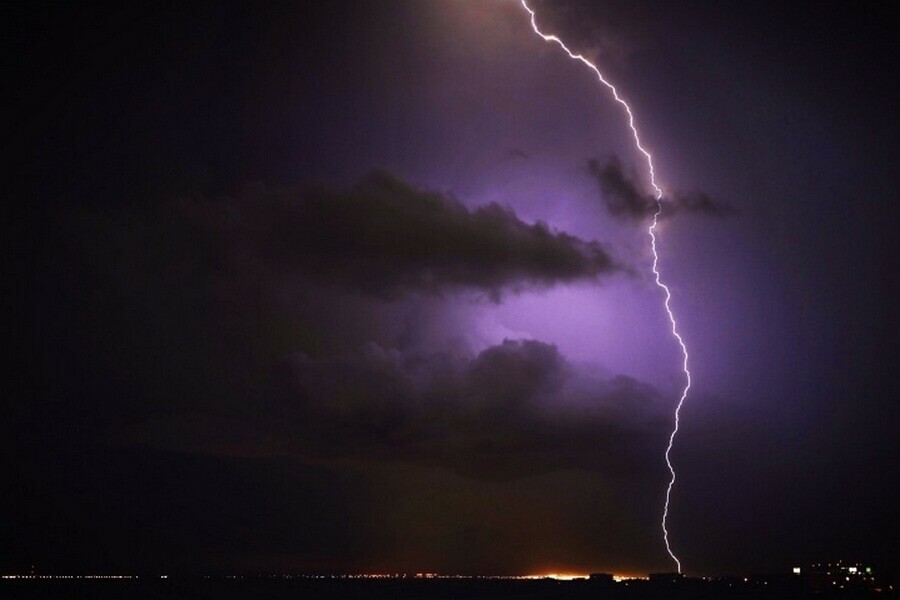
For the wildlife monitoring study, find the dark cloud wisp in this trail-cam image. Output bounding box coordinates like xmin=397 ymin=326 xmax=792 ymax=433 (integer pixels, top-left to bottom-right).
xmin=588 ymin=156 xmax=734 ymax=221
xmin=588 ymin=156 xmax=655 ymax=219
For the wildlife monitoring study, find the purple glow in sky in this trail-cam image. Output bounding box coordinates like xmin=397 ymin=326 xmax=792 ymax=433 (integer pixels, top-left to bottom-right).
xmin=6 ymin=0 xmax=897 ymax=578
xmin=377 ymin=1 xmax=685 ymax=387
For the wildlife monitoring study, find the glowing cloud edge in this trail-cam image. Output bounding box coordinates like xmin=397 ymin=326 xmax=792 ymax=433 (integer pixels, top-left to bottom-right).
xmin=518 ymin=0 xmax=691 ymax=573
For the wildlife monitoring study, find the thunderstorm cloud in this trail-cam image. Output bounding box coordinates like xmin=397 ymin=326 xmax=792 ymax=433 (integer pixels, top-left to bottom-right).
xmin=146 ymin=339 xmax=669 ymax=481
xmin=55 ymin=171 xmax=656 ymax=484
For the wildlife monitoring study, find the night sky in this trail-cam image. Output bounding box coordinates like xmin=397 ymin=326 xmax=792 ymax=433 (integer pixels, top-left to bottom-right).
xmin=4 ymin=0 xmax=897 ymax=577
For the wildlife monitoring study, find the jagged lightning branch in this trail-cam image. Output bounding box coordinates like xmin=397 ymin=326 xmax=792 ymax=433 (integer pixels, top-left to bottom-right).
xmin=519 ymin=0 xmax=691 ymax=573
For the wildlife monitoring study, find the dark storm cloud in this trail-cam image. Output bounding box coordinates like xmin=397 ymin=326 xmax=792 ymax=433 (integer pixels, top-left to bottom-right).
xmin=184 ymin=171 xmax=623 ymax=299
xmin=668 ymin=190 xmax=734 ymax=217
xmin=43 ymin=169 xmax=639 ymax=450
xmin=588 ymin=156 xmax=734 ymax=221
xmin=54 ymin=191 xmax=665 ymax=483
xmin=588 ymin=156 xmax=655 ymax=219
xmin=260 ymin=339 xmax=667 ymax=481
xmin=124 ymin=338 xmax=668 ymax=485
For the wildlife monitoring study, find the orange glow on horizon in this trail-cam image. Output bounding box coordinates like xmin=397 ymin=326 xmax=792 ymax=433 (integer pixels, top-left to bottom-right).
xmin=523 ymin=572 xmax=587 ymax=580
xmin=522 ymin=571 xmax=648 ymax=582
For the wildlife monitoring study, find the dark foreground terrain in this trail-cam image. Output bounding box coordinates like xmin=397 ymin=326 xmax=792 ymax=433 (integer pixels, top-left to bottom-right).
xmin=1 ymin=578 xmax=896 ymax=600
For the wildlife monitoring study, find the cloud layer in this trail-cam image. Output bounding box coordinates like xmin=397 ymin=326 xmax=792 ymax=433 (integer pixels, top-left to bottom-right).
xmin=184 ymin=171 xmax=624 ymax=299
xmin=61 ymin=171 xmax=666 ymax=483
xmin=261 ymin=339 xmax=667 ymax=480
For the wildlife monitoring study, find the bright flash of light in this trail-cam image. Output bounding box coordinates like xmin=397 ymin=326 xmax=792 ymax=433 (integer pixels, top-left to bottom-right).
xmin=518 ymin=0 xmax=691 ymax=574
xmin=524 ymin=573 xmax=588 ymax=581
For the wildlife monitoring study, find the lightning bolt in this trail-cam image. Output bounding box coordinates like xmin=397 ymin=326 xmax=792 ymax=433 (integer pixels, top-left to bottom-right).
xmin=518 ymin=0 xmax=690 ymax=573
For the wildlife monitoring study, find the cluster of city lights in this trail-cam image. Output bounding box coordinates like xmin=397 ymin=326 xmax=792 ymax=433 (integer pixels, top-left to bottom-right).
xmin=1 ymin=575 xmax=138 ymax=580
xmin=3 ymin=566 xmax=886 ymax=593
xmin=195 ymin=572 xmax=639 ymax=581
